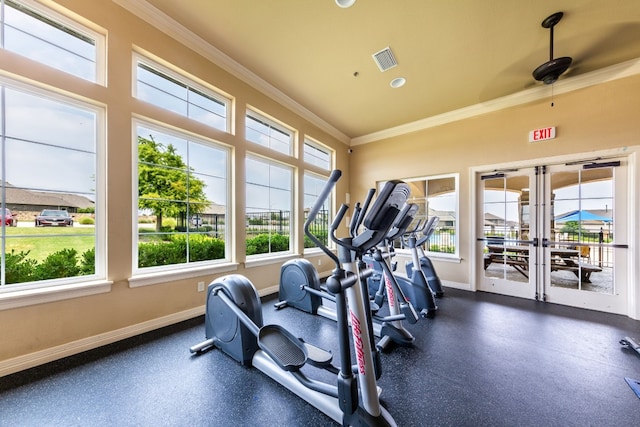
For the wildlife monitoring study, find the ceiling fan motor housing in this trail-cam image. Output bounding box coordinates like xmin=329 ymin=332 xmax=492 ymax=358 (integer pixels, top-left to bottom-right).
xmin=533 ymin=56 xmax=573 ymax=84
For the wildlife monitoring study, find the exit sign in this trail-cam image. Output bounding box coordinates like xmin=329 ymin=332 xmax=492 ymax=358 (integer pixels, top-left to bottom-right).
xmin=529 ymin=126 xmax=556 ymax=142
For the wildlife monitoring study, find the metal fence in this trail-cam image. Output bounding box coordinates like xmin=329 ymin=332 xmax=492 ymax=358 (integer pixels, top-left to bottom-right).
xmin=245 ymin=210 xmax=291 ymax=239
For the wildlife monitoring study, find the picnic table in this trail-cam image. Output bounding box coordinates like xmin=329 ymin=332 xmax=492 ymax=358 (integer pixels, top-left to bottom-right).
xmin=484 ymin=244 xmax=602 ymax=282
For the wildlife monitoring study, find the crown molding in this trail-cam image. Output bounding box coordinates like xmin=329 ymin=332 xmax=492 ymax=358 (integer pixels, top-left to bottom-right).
xmin=112 ymin=1 xmax=640 ymax=147
xmin=111 ymin=0 xmax=351 ymax=145
xmin=351 ymin=57 xmax=640 ymax=145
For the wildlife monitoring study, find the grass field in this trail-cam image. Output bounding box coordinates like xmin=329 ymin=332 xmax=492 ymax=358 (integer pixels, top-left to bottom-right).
xmin=2 ymin=226 xmax=95 ymax=263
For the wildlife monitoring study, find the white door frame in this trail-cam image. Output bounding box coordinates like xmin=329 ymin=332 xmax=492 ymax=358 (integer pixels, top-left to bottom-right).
xmin=470 ymin=147 xmax=639 ymax=320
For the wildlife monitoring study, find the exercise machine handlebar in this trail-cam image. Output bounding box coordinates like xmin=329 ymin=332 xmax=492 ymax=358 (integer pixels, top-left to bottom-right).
xmin=304 ymin=169 xmax=342 ymax=266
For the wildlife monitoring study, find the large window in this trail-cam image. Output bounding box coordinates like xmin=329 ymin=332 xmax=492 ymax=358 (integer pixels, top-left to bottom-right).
xmin=402 ymin=174 xmax=459 ymax=257
xmin=0 ymin=0 xmax=103 ymax=83
xmin=0 ymin=82 xmax=102 ymax=287
xmin=135 ymin=55 xmax=230 ymax=132
xmin=246 ymin=109 xmax=293 ymax=156
xmin=245 ymin=156 xmax=293 ymax=256
xmin=135 ymin=122 xmax=229 ymax=271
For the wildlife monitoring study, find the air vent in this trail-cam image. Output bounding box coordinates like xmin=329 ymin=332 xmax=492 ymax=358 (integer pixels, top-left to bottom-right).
xmin=372 ymin=47 xmax=397 ymax=72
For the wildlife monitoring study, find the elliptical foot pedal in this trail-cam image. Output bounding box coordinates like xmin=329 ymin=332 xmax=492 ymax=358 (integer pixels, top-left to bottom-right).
xmin=258 ymin=325 xmax=307 ymax=371
xmin=300 ymin=340 xmax=333 ymax=368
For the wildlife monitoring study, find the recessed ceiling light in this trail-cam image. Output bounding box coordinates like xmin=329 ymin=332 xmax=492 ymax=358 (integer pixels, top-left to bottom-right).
xmin=335 ymin=0 xmax=356 ymax=8
xmin=390 ymin=77 xmax=406 ymax=88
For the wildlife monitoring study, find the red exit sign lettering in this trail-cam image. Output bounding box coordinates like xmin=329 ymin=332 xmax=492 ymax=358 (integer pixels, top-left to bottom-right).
xmin=529 ymin=126 xmax=556 ymax=142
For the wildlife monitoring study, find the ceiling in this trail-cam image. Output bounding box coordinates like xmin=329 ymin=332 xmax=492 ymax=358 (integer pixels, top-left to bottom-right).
xmin=137 ymin=0 xmax=640 ymax=142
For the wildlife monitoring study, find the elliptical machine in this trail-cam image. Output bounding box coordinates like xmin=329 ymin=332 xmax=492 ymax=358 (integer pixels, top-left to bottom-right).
xmin=365 ymin=216 xmax=438 ymax=318
xmin=405 ymin=216 xmax=444 ymax=298
xmin=276 ymin=201 xmax=420 ymax=352
xmin=190 ymin=170 xmax=406 ymax=426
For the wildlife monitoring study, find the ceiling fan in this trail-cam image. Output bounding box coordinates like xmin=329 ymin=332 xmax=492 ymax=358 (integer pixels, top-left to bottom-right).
xmin=532 ymin=12 xmax=573 ymax=84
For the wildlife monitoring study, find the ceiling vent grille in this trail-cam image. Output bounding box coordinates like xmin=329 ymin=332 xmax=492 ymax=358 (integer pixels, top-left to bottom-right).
xmin=372 ymin=47 xmax=397 ymax=72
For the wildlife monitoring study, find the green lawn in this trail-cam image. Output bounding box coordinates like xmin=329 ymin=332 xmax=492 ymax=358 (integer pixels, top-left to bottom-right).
xmin=3 ymin=226 xmax=95 ymax=263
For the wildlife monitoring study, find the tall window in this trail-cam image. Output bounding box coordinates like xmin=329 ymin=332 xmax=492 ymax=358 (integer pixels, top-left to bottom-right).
xmin=245 ymin=109 xmax=293 ymax=156
xmin=303 ymin=172 xmax=332 ymax=249
xmin=304 ymin=138 xmax=331 ymax=170
xmin=0 ymin=83 xmax=101 ymax=286
xmin=135 ymin=123 xmax=229 ymax=270
xmin=245 ymin=156 xmax=292 ymax=256
xmin=135 ymin=55 xmax=230 ymax=132
xmin=400 ymin=174 xmax=459 ymax=257
xmin=0 ymin=0 xmax=103 ymax=83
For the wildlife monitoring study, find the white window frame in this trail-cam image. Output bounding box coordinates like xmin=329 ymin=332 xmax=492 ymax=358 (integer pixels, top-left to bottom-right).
xmin=0 ymin=0 xmax=106 ymax=85
xmin=303 ymin=136 xmax=332 ymax=171
xmin=245 ymin=153 xmax=294 ymax=259
xmin=133 ymin=52 xmax=232 ymax=133
xmin=0 ymin=76 xmax=109 ymax=309
xmin=130 ymin=119 xmax=233 ymax=281
xmin=245 ymin=108 xmax=294 ymax=156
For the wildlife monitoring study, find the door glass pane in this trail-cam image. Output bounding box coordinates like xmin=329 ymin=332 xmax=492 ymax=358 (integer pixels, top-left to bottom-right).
xmin=550 ymin=168 xmax=613 ymax=293
xmin=482 ymin=174 xmax=530 ymax=284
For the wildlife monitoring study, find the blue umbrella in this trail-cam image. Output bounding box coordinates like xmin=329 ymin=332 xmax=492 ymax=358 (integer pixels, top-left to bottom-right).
xmin=555 ymin=210 xmax=612 ymax=222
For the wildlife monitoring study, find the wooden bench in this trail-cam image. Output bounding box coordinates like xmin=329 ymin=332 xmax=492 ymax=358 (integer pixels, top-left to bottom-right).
xmin=553 ymin=259 xmax=602 ymax=282
xmin=485 ymin=250 xmax=602 ymax=282
xmin=484 ymin=253 xmax=529 ymax=278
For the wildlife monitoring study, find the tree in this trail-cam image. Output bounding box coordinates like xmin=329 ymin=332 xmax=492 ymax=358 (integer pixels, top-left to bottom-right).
xmin=138 ymin=136 xmax=209 ymax=232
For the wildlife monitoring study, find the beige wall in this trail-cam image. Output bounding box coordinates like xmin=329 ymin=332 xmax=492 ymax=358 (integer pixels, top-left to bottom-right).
xmin=1 ymin=0 xmax=638 ymax=375
xmin=0 ymin=0 xmax=347 ymax=371
xmin=350 ymin=74 xmax=640 ymax=291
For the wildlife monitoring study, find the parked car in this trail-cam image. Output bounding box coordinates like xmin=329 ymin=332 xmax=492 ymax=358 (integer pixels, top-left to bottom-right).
xmin=1 ymin=208 xmax=17 ymax=227
xmin=191 ymin=215 xmax=203 ymax=227
xmin=35 ymin=209 xmax=74 ymax=227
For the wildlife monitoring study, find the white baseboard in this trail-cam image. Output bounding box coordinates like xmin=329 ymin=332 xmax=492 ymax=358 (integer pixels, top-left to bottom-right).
xmin=0 ymin=305 xmax=205 ymax=378
xmin=258 ymin=284 xmax=279 ymax=297
xmin=442 ymin=280 xmax=472 ymax=291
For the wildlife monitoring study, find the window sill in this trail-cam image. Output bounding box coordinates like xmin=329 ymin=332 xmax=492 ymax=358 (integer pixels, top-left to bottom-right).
xmin=245 ymin=253 xmax=297 ymax=269
xmin=394 ymin=249 xmax=462 ymax=263
xmin=129 ymin=262 xmax=239 ymax=288
xmin=0 ymin=280 xmax=113 ymax=311
xmin=428 ymin=254 xmax=462 ymax=263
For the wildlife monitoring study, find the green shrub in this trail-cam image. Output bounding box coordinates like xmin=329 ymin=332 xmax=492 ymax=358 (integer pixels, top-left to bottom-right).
xmin=6 ymin=248 xmax=96 ymax=284
xmin=79 ymin=247 xmax=95 ymax=275
xmin=304 ymin=231 xmax=328 ymax=249
xmin=137 ymin=234 xmax=225 ymax=267
xmin=5 ymin=250 xmax=38 ymax=284
xmin=35 ymin=248 xmax=80 ymax=280
xmin=79 ymin=216 xmax=95 ymax=225
xmin=246 ymin=233 xmax=289 ymax=255
xmin=186 ymin=235 xmax=225 ymax=262
xmin=138 ymin=241 xmax=186 ymax=267
xmin=162 ymin=218 xmax=177 ymax=229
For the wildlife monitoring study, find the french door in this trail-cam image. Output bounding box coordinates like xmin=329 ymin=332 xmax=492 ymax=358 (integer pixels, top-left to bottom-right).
xmin=477 ymin=157 xmax=629 ymax=314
